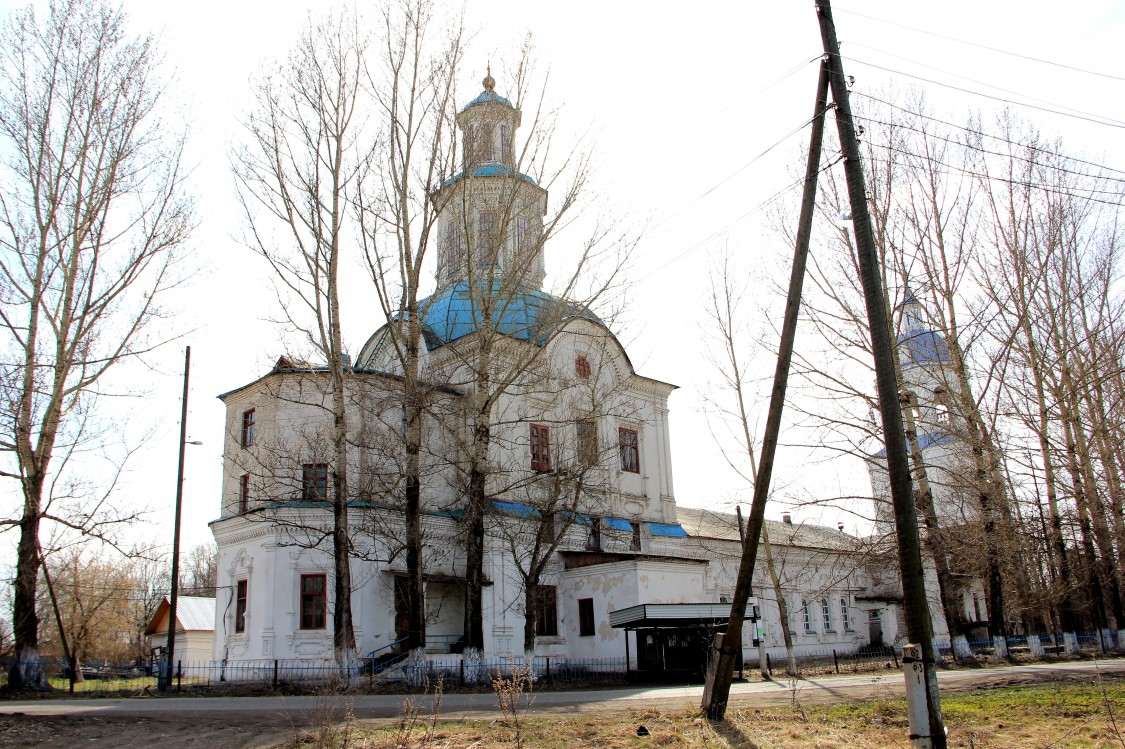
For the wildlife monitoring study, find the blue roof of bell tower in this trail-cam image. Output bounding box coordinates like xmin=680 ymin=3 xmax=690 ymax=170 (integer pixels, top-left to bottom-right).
xmin=462 ymin=89 xmax=513 ymax=111
xmin=898 ymin=288 xmax=951 ymax=368
xmin=461 ymin=68 xmax=515 ymax=112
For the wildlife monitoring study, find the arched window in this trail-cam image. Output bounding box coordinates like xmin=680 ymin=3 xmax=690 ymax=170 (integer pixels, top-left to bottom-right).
xmin=933 ymin=386 xmax=952 ymax=426
xmin=500 ymin=125 xmax=511 ymax=162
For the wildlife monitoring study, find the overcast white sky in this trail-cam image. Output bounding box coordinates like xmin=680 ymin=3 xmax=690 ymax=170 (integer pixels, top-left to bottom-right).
xmin=2 ymin=0 xmax=1122 ymax=559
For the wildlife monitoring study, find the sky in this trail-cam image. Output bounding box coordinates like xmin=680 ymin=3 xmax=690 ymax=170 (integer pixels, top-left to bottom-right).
xmin=1 ymin=0 xmax=1123 ymax=560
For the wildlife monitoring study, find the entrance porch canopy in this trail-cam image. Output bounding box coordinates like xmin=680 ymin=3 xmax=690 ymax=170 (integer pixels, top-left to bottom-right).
xmin=610 ymin=602 xmax=750 ymax=629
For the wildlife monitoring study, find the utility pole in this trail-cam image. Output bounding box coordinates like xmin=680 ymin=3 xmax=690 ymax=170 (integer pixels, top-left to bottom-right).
xmin=162 ymin=346 xmax=191 ymax=692
xmin=701 ymin=59 xmax=830 ymax=720
xmin=815 ymin=1 xmax=946 ymax=745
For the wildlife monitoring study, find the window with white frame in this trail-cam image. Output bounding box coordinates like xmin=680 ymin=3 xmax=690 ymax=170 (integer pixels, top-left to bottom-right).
xmin=821 ymin=599 xmax=834 ymax=631
xmin=802 ymin=599 xmax=813 ymax=633
xmin=841 ymin=597 xmax=853 ymax=631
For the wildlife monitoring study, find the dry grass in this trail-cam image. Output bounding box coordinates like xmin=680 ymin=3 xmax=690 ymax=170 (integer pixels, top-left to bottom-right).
xmin=276 ymin=676 xmax=1125 ymax=748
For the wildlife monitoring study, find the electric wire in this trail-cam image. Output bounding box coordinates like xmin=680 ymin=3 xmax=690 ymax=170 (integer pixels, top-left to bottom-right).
xmin=648 ymin=55 xmax=822 ymax=234
xmin=843 ymin=41 xmax=1125 ymax=129
xmin=858 ymin=139 xmax=1125 ymax=210
xmin=852 ymin=113 xmax=1125 ymax=189
xmin=836 ymin=7 xmax=1125 ymax=83
xmin=851 ymin=91 xmax=1125 ymax=178
xmin=637 ymin=154 xmax=845 ymax=284
xmin=843 ymin=55 xmax=1125 ymax=131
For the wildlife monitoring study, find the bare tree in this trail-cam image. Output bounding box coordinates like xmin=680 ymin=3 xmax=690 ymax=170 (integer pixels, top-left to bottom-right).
xmin=0 ymin=0 xmax=192 ymax=683
xmin=232 ymin=9 xmax=373 ymax=671
xmin=179 ymin=542 xmax=217 ymax=597
xmin=356 ymin=0 xmax=465 ymax=654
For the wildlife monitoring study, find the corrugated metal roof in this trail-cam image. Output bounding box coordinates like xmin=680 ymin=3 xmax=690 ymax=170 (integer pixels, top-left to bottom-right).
xmin=176 ymin=596 xmax=216 ymax=631
xmin=676 ymin=506 xmax=857 ymax=551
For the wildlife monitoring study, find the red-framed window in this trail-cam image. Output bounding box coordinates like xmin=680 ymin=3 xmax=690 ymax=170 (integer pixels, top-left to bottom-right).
xmin=535 ymin=585 xmax=558 ymax=637
xmin=302 ymin=463 xmax=328 ymax=501
xmin=577 ymin=419 xmax=597 ymax=466
xmin=235 ymin=579 xmax=248 ymax=633
xmin=578 ymin=598 xmax=595 ymax=637
xmin=300 ymin=574 xmax=327 ymax=630
xmin=241 ymin=409 xmax=256 ymax=448
xmin=575 ymin=354 xmax=591 ymax=379
xmin=619 ymin=428 xmax=640 ymax=473
xmin=530 ymin=424 xmax=551 ymax=472
xmin=239 ymin=474 xmax=251 ymax=513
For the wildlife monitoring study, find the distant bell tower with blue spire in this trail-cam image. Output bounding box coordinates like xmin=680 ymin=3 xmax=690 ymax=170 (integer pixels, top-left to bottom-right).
xmin=431 ymin=70 xmax=548 ymax=289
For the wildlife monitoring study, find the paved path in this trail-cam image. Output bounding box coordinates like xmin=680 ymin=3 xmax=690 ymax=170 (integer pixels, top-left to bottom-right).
xmin=2 ymin=659 xmax=1123 ymax=721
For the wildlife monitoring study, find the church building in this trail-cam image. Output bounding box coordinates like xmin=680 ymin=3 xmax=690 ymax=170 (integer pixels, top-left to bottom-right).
xmin=209 ymin=75 xmax=912 ymax=677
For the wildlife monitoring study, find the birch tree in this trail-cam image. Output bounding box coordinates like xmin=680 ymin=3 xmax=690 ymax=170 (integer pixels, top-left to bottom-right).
xmin=232 ymin=9 xmax=371 ymax=670
xmin=0 ymin=0 xmax=192 ymax=683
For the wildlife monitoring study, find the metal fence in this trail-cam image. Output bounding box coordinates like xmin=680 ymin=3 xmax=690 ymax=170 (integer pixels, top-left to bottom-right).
xmin=763 ymin=645 xmax=901 ymax=677
xmin=0 ymin=654 xmax=628 ymax=695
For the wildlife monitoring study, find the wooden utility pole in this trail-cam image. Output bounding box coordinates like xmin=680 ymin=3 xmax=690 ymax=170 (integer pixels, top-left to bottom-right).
xmin=162 ymin=346 xmax=191 ymax=692
xmin=815 ymin=1 xmax=946 ymax=745
xmin=701 ymin=59 xmax=830 ymax=720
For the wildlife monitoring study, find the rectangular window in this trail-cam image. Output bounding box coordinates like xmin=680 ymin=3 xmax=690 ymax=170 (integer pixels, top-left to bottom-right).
xmin=500 ymin=125 xmax=512 ymax=163
xmin=442 ymin=221 xmax=463 ymax=280
xmin=822 ymin=599 xmax=833 ymax=631
xmin=300 ymin=574 xmax=327 ymax=630
xmin=802 ymin=599 xmax=813 ymax=633
xmin=516 ymin=217 xmax=527 ymax=251
xmin=239 ymin=474 xmax=251 ymax=513
xmin=586 ymin=516 xmax=602 ymax=551
xmin=630 ymin=521 xmax=642 ymax=551
xmin=535 ymin=585 xmax=558 ymax=637
xmin=578 ymin=597 xmax=595 ymax=637
xmin=479 ymin=123 xmax=494 ymax=162
xmin=302 ymin=463 xmax=328 ymax=501
xmin=577 ymin=419 xmax=597 ymax=466
xmin=235 ymin=579 xmax=248 ymax=633
xmin=241 ymin=409 xmax=256 ymax=448
xmin=619 ymin=428 xmax=640 ymax=473
xmin=477 ymin=211 xmax=496 ymax=264
xmin=530 ymin=424 xmax=551 ymax=472
xmin=841 ymin=597 xmax=852 ymax=631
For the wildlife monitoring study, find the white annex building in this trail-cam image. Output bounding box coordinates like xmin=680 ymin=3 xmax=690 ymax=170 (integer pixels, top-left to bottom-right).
xmin=209 ymin=76 xmax=941 ymax=676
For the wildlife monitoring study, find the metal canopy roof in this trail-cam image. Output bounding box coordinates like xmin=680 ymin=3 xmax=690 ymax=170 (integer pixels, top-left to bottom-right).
xmin=609 ymin=602 xmax=751 ymax=629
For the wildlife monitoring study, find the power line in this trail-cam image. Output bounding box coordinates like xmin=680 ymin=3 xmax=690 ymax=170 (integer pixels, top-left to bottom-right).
xmin=836 ymin=7 xmax=1125 ymax=83
xmin=860 ymin=141 xmax=1125 ymax=210
xmin=844 ymin=55 xmax=1125 ymax=131
xmin=853 ymin=113 xmax=1125 ymax=189
xmin=638 ymin=156 xmax=845 ymax=284
xmin=844 ymin=42 xmax=1125 ymax=129
xmin=851 ymin=91 xmax=1125 ymax=178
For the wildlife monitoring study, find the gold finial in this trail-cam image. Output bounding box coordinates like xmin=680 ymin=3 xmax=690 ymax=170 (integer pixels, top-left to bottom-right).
xmin=483 ymin=62 xmax=495 ymax=92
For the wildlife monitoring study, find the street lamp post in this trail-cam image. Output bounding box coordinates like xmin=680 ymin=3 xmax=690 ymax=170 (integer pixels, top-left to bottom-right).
xmin=162 ymin=346 xmax=193 ymax=692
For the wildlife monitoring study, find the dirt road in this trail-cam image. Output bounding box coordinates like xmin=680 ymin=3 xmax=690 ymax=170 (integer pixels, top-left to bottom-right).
xmin=1 ymin=659 xmax=1122 ymax=748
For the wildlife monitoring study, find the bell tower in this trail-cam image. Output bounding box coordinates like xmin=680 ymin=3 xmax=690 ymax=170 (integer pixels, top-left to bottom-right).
xmin=432 ymin=71 xmax=548 ymax=289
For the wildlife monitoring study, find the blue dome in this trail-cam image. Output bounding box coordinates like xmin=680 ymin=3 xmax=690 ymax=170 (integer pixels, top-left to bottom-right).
xmin=417 ymin=280 xmax=599 ymax=350
xmin=461 ymin=90 xmax=514 ymax=111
